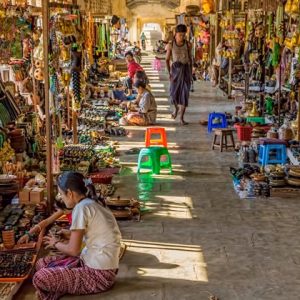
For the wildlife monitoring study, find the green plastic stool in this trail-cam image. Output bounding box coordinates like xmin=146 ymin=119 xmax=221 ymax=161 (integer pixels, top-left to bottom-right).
xmin=152 ymin=147 xmax=173 ymax=174
xmin=137 ymin=148 xmax=160 ymax=174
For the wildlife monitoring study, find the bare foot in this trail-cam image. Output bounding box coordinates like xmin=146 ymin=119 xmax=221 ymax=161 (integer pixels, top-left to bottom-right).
xmin=180 ymin=120 xmax=189 ymax=125
xmin=171 ymin=112 xmax=178 ymax=119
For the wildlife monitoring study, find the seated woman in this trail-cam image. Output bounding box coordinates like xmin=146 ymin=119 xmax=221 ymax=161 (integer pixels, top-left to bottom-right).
xmin=33 ymin=172 xmax=121 ymax=300
xmin=18 ymin=178 xmax=101 ymax=245
xmin=120 ymin=81 xmax=157 ymax=126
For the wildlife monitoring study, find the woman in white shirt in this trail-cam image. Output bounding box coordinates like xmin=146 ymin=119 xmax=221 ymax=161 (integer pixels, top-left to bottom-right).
xmin=33 ymin=172 xmax=121 ymax=300
xmin=120 ymin=80 xmax=157 ymax=126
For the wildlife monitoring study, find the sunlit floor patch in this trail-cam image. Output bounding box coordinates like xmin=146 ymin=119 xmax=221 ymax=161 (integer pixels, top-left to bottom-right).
xmin=122 ymin=240 xmax=208 ymax=282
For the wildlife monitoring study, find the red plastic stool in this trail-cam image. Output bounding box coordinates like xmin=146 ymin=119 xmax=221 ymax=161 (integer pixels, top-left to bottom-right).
xmin=145 ymin=127 xmax=168 ymax=148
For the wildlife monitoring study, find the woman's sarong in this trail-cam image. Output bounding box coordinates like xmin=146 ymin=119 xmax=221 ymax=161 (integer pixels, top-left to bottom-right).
xmin=170 ymin=61 xmax=192 ymax=107
xmin=33 ymin=255 xmax=117 ymax=300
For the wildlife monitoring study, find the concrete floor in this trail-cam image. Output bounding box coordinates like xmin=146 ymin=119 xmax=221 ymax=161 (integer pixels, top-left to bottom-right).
xmin=15 ymin=55 xmax=300 ymax=300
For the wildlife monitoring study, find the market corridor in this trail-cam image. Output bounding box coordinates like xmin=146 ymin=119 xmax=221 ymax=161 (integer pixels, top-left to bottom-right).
xmin=17 ymin=54 xmax=300 ymax=300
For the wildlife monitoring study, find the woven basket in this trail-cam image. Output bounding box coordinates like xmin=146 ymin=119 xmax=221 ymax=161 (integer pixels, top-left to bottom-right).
xmin=279 ymin=128 xmax=294 ymax=141
xmin=287 ymin=178 xmax=300 ymax=187
xmin=289 ymin=169 xmax=300 ymax=178
xmin=2 ymin=230 xmax=15 ymax=249
xmin=267 ymin=131 xmax=279 ymax=139
xmin=106 ymin=198 xmax=131 ymax=207
xmin=90 ymin=173 xmax=113 ymax=184
xmin=110 ymin=209 xmax=132 ymax=219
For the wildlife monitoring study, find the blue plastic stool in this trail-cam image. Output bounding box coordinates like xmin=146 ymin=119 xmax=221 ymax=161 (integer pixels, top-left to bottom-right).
xmin=258 ymin=144 xmax=287 ymax=166
xmin=208 ymin=113 xmax=228 ymax=133
xmin=137 ymin=148 xmax=160 ymax=174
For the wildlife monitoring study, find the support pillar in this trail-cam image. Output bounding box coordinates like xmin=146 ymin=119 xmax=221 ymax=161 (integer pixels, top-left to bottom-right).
xmin=42 ymin=0 xmax=54 ymax=212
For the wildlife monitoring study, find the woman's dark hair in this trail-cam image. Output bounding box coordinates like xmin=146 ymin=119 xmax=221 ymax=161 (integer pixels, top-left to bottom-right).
xmin=86 ymin=183 xmax=106 ymax=206
xmin=57 ymin=172 xmax=87 ymax=196
xmin=125 ymin=51 xmax=133 ymax=58
xmin=176 ymin=24 xmax=187 ymax=33
xmin=134 ymin=80 xmax=146 ymax=89
xmin=57 ymin=171 xmax=106 ymax=207
xmin=55 ymin=198 xmax=68 ymax=210
xmin=111 ymin=15 xmax=120 ymax=26
xmin=135 ymin=70 xmax=147 ymax=81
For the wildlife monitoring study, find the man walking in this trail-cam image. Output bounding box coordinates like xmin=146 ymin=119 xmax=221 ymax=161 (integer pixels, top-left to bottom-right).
xmin=166 ymin=24 xmax=192 ymax=125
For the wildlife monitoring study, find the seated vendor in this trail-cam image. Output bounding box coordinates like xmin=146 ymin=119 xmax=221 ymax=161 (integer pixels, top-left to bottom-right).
xmin=120 ymin=80 xmax=157 ymax=126
xmin=33 ymin=172 xmax=121 ymax=300
xmin=124 ymin=51 xmax=144 ymax=96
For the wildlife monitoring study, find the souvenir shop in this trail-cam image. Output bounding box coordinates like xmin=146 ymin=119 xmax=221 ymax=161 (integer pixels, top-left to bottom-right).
xmin=0 ymin=1 xmax=140 ymax=297
xmin=206 ymin=0 xmax=300 ymax=199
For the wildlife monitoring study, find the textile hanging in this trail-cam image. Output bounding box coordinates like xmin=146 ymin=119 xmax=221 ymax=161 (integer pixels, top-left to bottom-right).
xmin=98 ymin=23 xmax=102 ymax=52
xmin=106 ymin=23 xmax=110 ymax=57
xmin=101 ymin=23 xmax=106 ymax=51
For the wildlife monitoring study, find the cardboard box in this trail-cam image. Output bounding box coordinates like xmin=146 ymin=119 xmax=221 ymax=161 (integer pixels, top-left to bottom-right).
xmin=30 ymin=188 xmax=44 ymax=204
xmin=19 ymin=188 xmax=31 ymax=203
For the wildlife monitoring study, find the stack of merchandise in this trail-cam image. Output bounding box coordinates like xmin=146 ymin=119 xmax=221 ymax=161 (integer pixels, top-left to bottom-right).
xmin=286 ymin=166 xmax=300 ymax=186
xmin=105 ymin=197 xmax=141 ymax=221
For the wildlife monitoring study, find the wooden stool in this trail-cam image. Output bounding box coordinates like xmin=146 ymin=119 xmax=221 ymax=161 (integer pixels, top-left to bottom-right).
xmin=212 ymin=129 xmax=235 ymax=152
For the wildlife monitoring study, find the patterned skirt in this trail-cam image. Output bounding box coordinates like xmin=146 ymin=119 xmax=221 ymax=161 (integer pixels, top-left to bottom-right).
xmin=126 ymin=112 xmax=147 ymax=126
xmin=33 ymin=255 xmax=117 ymax=300
xmin=170 ymin=62 xmax=192 ymax=107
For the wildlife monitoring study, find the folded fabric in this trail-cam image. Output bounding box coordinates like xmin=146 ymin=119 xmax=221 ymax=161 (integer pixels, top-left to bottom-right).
xmin=126 ymin=95 xmax=136 ymax=101
xmin=113 ymin=90 xmax=127 ymax=102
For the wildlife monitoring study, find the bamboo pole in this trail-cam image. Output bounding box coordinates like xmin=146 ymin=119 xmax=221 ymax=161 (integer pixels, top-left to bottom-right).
xmin=42 ymin=0 xmax=54 ymax=212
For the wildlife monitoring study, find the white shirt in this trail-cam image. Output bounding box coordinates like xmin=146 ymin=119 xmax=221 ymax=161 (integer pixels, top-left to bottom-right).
xmin=70 ymin=198 xmax=121 ymax=270
xmin=138 ymin=91 xmax=157 ymax=125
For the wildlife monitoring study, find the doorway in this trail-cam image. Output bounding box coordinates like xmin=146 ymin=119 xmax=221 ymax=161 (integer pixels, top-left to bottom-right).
xmin=141 ymin=23 xmax=163 ymax=50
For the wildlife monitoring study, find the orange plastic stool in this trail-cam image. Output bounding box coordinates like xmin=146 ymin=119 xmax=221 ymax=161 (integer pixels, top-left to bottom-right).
xmin=145 ymin=127 xmax=168 ymax=148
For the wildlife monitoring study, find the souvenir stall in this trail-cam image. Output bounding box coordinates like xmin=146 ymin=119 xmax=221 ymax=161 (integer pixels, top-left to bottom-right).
xmin=218 ymin=10 xmax=246 ymax=97
xmin=193 ymin=17 xmax=211 ymax=81
xmin=207 ymin=0 xmax=300 ymax=198
xmin=0 ymin=1 xmax=135 ymax=295
xmin=0 ymin=2 xmax=53 ymax=297
xmin=0 ymin=2 xmax=49 ymax=202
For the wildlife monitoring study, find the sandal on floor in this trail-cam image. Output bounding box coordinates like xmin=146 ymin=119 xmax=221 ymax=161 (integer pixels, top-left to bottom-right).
xmin=125 ymin=147 xmax=140 ymax=155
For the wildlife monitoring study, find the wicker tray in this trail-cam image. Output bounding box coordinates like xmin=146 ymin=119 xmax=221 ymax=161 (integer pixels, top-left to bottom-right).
xmin=106 ymin=198 xmax=131 ymax=207
xmin=0 ymin=253 xmax=37 ymax=283
xmin=289 ymin=169 xmax=300 ymax=178
xmin=0 ymin=229 xmax=44 ymax=283
xmin=287 ymin=178 xmax=300 ymax=187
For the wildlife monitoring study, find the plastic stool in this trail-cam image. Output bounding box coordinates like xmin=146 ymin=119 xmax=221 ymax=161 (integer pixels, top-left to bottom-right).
xmin=208 ymin=113 xmax=228 ymax=133
xmin=152 ymin=147 xmax=172 ymax=174
xmin=137 ymin=148 xmax=160 ymax=174
xmin=258 ymin=144 xmax=287 ymax=166
xmin=145 ymin=127 xmax=168 ymax=148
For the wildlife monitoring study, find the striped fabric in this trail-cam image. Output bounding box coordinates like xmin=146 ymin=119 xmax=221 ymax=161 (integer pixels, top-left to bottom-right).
xmin=33 ymin=255 xmax=117 ymax=300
